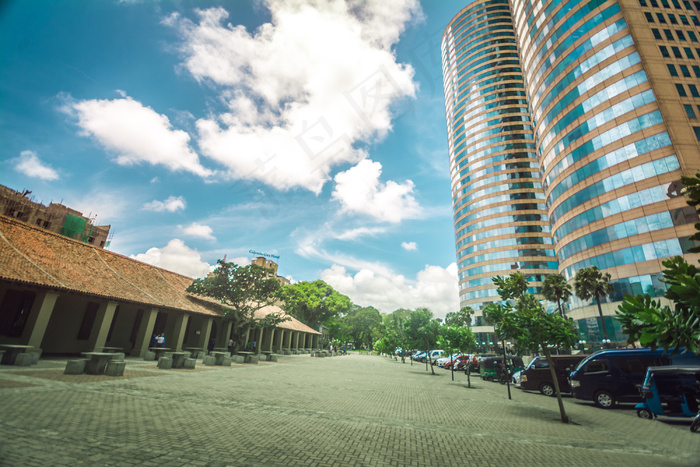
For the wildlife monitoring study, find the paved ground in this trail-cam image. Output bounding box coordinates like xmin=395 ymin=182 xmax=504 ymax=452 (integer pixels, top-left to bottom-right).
xmin=0 ymin=353 xmax=698 ymax=467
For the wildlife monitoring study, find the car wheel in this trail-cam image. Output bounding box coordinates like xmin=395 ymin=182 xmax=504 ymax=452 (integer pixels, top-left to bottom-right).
xmin=594 ymin=390 xmax=615 ymax=409
xmin=636 ymin=408 xmax=653 ymax=419
xmin=539 ymin=383 xmax=555 ymax=397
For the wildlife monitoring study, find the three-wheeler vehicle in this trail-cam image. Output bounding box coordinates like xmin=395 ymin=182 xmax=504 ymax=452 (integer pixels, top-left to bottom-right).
xmin=635 ymin=366 xmax=700 ymax=432
xmin=479 ymin=356 xmax=524 ymax=383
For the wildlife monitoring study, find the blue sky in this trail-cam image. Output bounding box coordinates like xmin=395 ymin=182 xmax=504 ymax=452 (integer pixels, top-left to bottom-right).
xmin=0 ymin=0 xmax=466 ymax=318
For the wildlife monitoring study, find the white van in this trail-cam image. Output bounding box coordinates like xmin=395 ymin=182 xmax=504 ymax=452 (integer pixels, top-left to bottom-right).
xmin=428 ymin=349 xmax=444 ymax=362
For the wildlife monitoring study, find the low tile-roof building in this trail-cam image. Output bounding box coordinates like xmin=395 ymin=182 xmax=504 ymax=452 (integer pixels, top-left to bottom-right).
xmin=0 ymin=215 xmax=320 ymax=357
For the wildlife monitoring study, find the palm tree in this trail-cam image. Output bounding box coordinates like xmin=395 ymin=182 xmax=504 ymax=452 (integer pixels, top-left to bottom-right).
xmin=542 ymin=274 xmax=572 ymax=318
xmin=574 ymin=266 xmax=614 ymax=346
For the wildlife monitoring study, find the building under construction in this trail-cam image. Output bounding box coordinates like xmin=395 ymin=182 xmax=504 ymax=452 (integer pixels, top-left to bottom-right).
xmin=0 ymin=184 xmax=111 ymax=248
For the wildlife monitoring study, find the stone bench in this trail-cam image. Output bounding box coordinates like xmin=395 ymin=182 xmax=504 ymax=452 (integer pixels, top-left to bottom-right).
xmin=244 ymin=355 xmax=258 ymax=364
xmin=105 ymin=361 xmax=126 ymax=376
xmin=14 ymin=352 xmax=34 ymax=366
xmin=232 ymin=355 xmax=245 ymax=364
xmin=110 ymin=352 xmax=125 ymax=362
xmin=143 ymin=351 xmax=156 ymax=361
xmin=203 ymin=355 xmax=216 ymax=366
xmin=64 ymin=359 xmax=88 ymax=375
xmin=183 ymin=358 xmax=197 ymax=369
xmin=157 ymin=357 xmax=173 ymax=369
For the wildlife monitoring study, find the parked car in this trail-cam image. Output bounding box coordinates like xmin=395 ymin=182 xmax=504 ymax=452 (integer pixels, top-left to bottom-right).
xmin=421 ymin=349 xmax=443 ymax=363
xmin=569 ymin=348 xmax=700 ymax=408
xmin=446 ymin=354 xmax=470 ymax=370
xmin=520 ymin=354 xmax=588 ymax=396
xmin=412 ymin=351 xmax=426 ymax=362
xmin=435 ymin=353 xmax=460 ymax=368
xmin=479 ymin=356 xmax=524 ymax=382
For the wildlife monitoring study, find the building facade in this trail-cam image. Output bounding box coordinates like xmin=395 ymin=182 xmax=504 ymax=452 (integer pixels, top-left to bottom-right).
xmin=442 ymin=0 xmax=700 ymax=347
xmin=0 ymin=184 xmax=111 ymax=248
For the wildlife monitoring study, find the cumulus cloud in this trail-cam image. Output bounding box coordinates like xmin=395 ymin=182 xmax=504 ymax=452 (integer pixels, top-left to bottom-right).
xmin=401 ymin=241 xmax=417 ymax=251
xmin=181 ymin=222 xmax=215 ymax=240
xmin=131 ymin=239 xmax=212 ymax=278
xmin=143 ymin=196 xmax=186 ymax=212
xmin=63 ymin=93 xmax=213 ymax=177
xmin=321 ymin=262 xmax=459 ymax=319
xmin=164 ymin=0 xmax=420 ymax=193
xmin=14 ymin=150 xmax=59 ymax=180
xmin=332 ymin=159 xmax=422 ymax=222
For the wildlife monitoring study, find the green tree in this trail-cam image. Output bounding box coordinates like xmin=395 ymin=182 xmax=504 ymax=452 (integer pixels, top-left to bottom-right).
xmin=278 ymin=280 xmax=352 ymax=329
xmin=384 ymin=308 xmax=411 ymax=362
xmin=438 ymin=324 xmax=477 ymax=384
xmin=616 ymin=256 xmax=700 ymax=354
xmin=542 ymin=274 xmax=573 ymax=318
xmin=186 ymin=260 xmax=288 ymax=353
xmin=680 ymin=173 xmax=700 ymax=252
xmin=493 ymin=271 xmax=528 ymax=300
xmin=403 ymin=308 xmax=442 ymax=375
xmin=345 ymin=306 xmax=383 ymax=349
xmin=444 ymin=306 xmax=474 ymax=327
xmin=486 ymin=273 xmax=578 ymax=424
xmin=574 ymin=266 xmax=614 ymax=345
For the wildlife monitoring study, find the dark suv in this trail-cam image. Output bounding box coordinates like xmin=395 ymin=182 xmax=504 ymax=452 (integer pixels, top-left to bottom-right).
xmin=520 ymin=355 xmax=587 ymax=396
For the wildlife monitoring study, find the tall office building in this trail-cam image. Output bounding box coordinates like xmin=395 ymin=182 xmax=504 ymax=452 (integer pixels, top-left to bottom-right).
xmin=442 ymin=0 xmax=700 ymax=347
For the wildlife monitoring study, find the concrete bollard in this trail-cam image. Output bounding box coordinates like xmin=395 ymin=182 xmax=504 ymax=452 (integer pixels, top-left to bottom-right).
xmin=143 ymin=351 xmax=156 ymax=361
xmin=184 ymin=358 xmax=197 ymax=369
xmin=157 ymin=357 xmax=173 ymax=369
xmin=64 ymin=359 xmax=87 ymax=375
xmin=203 ymin=356 xmax=216 ymax=366
xmin=14 ymin=353 xmax=34 ymax=366
xmin=105 ymin=361 xmax=126 ymax=376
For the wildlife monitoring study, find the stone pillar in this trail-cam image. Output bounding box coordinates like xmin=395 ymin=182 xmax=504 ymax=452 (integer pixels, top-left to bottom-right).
xmin=132 ymin=308 xmax=158 ymax=357
xmin=88 ymin=301 xmax=118 ymax=351
xmin=170 ymin=313 xmax=189 ymax=351
xmin=220 ymin=321 xmax=233 ymax=348
xmin=312 ymin=334 xmax=319 ymax=349
xmin=254 ymin=328 xmax=262 ymax=354
xmin=293 ymin=332 xmax=300 ymax=350
xmin=22 ymin=291 xmax=59 ymax=348
xmin=199 ymin=318 xmax=214 ymax=351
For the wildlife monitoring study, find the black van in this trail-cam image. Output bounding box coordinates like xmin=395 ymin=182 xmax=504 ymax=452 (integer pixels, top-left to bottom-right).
xmin=520 ymin=354 xmax=588 ymax=396
xmin=568 ymin=348 xmax=700 ymax=408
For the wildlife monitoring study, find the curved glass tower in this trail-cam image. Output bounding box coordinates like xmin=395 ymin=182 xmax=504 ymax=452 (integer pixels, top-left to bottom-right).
xmin=442 ymin=0 xmax=700 ymax=349
xmin=442 ymin=0 xmax=559 ymax=347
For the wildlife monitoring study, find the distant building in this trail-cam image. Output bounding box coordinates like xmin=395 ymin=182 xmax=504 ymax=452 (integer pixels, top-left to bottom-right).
xmin=251 ymin=256 xmax=290 ymax=286
xmin=0 ymin=184 xmax=111 ymax=248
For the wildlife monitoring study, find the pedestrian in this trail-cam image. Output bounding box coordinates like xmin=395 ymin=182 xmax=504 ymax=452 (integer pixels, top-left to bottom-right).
xmin=228 ymin=338 xmax=234 ymax=352
xmin=252 ymin=340 xmax=256 ymax=352
xmin=150 ymin=334 xmax=157 ymax=349
xmin=156 ymin=333 xmax=165 ymax=348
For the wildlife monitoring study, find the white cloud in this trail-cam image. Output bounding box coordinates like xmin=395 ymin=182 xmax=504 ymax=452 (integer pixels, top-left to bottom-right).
xmin=332 ymin=159 xmax=422 ymax=222
xmin=401 ymin=241 xmax=417 ymax=251
xmin=164 ymin=0 xmax=420 ymax=193
xmin=321 ymin=262 xmax=458 ymax=319
xmin=181 ymin=222 xmax=215 ymax=240
xmin=143 ymin=196 xmax=186 ymax=212
xmin=14 ymin=150 xmax=59 ymax=180
xmin=64 ymin=93 xmax=213 ymax=177
xmin=131 ymin=239 xmax=212 ymax=278
xmin=336 ymin=226 xmax=387 ymax=241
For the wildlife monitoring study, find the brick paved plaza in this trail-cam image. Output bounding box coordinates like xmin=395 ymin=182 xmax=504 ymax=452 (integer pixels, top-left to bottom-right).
xmin=0 ymin=353 xmax=698 ymax=466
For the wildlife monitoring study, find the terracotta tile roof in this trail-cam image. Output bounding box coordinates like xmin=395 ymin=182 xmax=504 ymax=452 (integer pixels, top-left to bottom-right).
xmin=254 ymin=305 xmax=321 ymax=334
xmin=0 ymin=215 xmax=322 ymax=334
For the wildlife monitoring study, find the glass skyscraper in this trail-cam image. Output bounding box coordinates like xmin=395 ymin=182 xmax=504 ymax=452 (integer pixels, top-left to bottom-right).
xmin=442 ymin=0 xmax=700 ymax=347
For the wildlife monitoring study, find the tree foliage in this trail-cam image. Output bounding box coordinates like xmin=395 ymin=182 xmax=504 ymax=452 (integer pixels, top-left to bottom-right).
xmin=616 ymin=256 xmax=700 ymax=354
xmin=345 ymin=306 xmax=383 ymax=349
xmin=277 ymin=280 xmax=352 ymax=330
xmin=186 ymin=260 xmax=288 ymax=353
xmin=403 ymin=308 xmax=442 ymax=375
xmin=493 ymin=271 xmax=528 ymax=300
xmin=444 ymin=306 xmax=474 ymax=327
xmin=541 ymin=274 xmax=572 ymax=318
xmin=437 ymin=324 xmax=477 ymax=384
xmin=574 ymin=265 xmax=614 ymax=342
